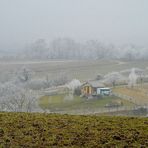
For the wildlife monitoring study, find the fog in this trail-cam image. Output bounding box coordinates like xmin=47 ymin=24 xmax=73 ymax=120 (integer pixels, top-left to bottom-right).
xmin=1 ymin=38 xmax=147 ymax=60
xmin=0 ymin=0 xmax=148 ymax=51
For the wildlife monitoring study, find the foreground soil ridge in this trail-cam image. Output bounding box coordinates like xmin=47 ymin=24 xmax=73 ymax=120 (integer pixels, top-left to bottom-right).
xmin=0 ymin=112 xmax=148 ymax=147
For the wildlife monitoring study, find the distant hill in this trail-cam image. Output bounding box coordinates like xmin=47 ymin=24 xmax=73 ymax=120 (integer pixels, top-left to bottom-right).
xmin=0 ymin=112 xmax=147 ymax=147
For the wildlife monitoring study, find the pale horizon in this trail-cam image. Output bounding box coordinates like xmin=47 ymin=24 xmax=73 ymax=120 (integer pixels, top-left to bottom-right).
xmin=0 ymin=0 xmax=148 ymax=51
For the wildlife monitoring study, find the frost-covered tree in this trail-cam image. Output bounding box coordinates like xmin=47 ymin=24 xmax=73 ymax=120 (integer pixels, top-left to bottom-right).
xmin=0 ymin=82 xmax=39 ymax=112
xmin=128 ymin=68 xmax=138 ymax=88
xmin=27 ymin=78 xmax=51 ymax=90
xmin=16 ymin=66 xmax=33 ymax=83
xmin=43 ymin=75 xmax=53 ymax=88
xmin=66 ymin=79 xmax=81 ymax=96
xmin=103 ymin=72 xmax=126 ymax=86
xmin=66 ymin=79 xmax=81 ymax=91
xmin=52 ymin=72 xmax=69 ymax=86
xmin=120 ymin=68 xmax=145 ymax=86
xmin=49 ymin=38 xmax=80 ymax=59
xmin=25 ymin=39 xmax=48 ymax=59
xmin=2 ymin=37 xmax=148 ymax=60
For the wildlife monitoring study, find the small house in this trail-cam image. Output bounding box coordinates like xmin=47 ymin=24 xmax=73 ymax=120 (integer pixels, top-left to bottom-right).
xmin=81 ymin=80 xmax=111 ymax=97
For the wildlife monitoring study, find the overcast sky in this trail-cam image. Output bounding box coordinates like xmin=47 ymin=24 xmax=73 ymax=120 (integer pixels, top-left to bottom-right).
xmin=0 ymin=0 xmax=148 ymax=50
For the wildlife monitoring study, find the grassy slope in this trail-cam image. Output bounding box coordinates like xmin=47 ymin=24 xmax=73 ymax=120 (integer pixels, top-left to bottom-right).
xmin=113 ymin=87 xmax=148 ymax=105
xmin=1 ymin=60 xmax=148 ymax=81
xmin=39 ymin=95 xmax=134 ymax=112
xmin=0 ymin=112 xmax=148 ymax=147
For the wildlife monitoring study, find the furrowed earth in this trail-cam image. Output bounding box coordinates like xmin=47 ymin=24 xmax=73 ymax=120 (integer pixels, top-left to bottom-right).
xmin=0 ymin=112 xmax=148 ymax=147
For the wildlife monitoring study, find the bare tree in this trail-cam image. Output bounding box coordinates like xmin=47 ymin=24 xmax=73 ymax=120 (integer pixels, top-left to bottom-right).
xmin=0 ymin=82 xmax=39 ymax=112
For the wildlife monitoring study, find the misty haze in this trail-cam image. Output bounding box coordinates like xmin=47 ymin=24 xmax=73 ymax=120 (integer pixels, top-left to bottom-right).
xmin=0 ymin=1 xmax=148 ymax=147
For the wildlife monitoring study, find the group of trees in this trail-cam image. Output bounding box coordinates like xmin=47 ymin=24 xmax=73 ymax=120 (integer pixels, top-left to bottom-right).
xmin=102 ymin=72 xmax=127 ymax=86
xmin=99 ymin=67 xmax=147 ymax=87
xmin=0 ymin=67 xmax=39 ymax=112
xmin=0 ymin=38 xmax=148 ymax=60
xmin=21 ymin=38 xmax=148 ymax=60
xmin=0 ymin=83 xmax=37 ymax=112
xmin=0 ymin=66 xmax=71 ymax=112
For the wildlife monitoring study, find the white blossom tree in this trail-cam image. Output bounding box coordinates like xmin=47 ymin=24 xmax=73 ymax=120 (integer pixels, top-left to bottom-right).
xmin=66 ymin=79 xmax=81 ymax=92
xmin=0 ymin=82 xmax=39 ymax=112
xmin=128 ymin=68 xmax=138 ymax=88
xmin=66 ymin=79 xmax=81 ymax=95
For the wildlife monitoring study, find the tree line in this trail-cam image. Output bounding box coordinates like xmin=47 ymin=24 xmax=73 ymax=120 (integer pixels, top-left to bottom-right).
xmin=19 ymin=38 xmax=148 ymax=60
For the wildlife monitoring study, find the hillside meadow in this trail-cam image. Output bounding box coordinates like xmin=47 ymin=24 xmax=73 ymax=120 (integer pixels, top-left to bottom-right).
xmin=39 ymin=95 xmax=134 ymax=114
xmin=0 ymin=112 xmax=148 ymax=147
xmin=1 ymin=59 xmax=148 ymax=81
xmin=113 ymin=86 xmax=148 ymax=105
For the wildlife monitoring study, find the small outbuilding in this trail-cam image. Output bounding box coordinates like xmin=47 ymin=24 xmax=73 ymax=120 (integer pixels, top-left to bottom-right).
xmin=81 ymin=80 xmax=111 ymax=97
xmin=97 ymin=87 xmax=111 ymax=96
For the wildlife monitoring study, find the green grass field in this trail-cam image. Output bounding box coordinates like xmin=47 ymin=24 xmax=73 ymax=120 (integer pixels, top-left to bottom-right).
xmin=0 ymin=112 xmax=147 ymax=147
xmin=39 ymin=94 xmax=134 ymax=113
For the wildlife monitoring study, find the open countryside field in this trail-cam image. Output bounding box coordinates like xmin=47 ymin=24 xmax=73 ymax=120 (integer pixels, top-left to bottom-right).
xmin=113 ymin=85 xmax=148 ymax=106
xmin=1 ymin=59 xmax=148 ymax=81
xmin=1 ymin=59 xmax=148 ymax=114
xmin=0 ymin=112 xmax=148 ymax=147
